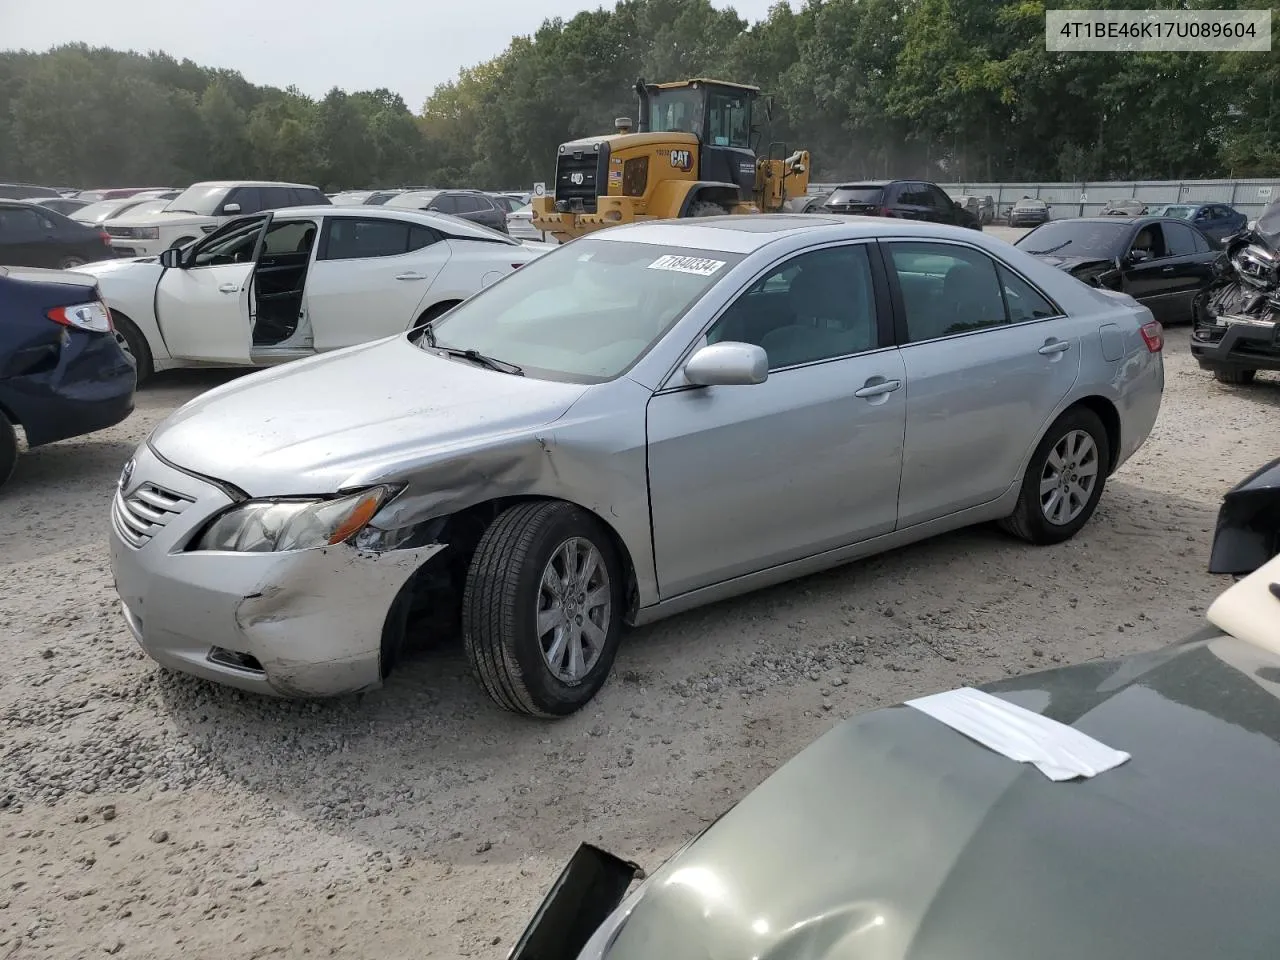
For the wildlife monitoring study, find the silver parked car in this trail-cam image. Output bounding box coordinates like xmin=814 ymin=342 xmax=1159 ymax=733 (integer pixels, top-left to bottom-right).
xmin=108 ymin=215 xmax=1164 ymax=715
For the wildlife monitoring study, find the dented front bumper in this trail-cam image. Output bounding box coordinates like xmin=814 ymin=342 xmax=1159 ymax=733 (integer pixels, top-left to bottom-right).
xmin=108 ymin=443 xmax=444 ymax=697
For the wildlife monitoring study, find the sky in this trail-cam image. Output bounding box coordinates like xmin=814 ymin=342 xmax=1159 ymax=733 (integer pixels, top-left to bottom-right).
xmin=0 ymin=0 xmax=779 ymax=110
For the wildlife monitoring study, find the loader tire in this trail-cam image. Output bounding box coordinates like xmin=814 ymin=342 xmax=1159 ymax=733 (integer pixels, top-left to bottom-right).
xmin=687 ymin=200 xmax=728 ymax=218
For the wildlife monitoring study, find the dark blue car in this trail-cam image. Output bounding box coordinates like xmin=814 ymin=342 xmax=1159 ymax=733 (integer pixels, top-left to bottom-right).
xmin=1152 ymin=202 xmax=1248 ymax=245
xmin=0 ymin=266 xmax=136 ymax=489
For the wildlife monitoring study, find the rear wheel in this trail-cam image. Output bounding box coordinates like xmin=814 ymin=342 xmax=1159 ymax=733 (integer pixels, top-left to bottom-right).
xmin=1213 ymin=367 xmax=1256 ymax=385
xmin=0 ymin=411 xmax=17 ymax=491
xmin=463 ymin=501 xmax=625 ymax=717
xmin=1000 ymin=407 xmax=1110 ymax=545
xmin=109 ymin=311 xmax=153 ymax=385
xmin=58 ymin=256 xmax=87 ymax=269
xmin=687 ymin=200 xmax=728 ymax=218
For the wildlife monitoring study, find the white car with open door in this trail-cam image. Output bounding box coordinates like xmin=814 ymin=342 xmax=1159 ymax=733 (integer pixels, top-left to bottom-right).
xmin=74 ymin=206 xmax=550 ymax=382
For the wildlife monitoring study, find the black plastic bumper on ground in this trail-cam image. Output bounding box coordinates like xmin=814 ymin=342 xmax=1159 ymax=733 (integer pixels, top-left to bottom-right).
xmin=1191 ymin=319 xmax=1280 ymax=372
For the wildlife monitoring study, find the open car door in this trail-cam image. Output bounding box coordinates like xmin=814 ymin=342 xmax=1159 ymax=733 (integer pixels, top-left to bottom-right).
xmin=154 ymin=214 xmax=273 ymax=364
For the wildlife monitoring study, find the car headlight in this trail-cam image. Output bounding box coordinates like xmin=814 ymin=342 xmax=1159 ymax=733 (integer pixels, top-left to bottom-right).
xmin=192 ymin=485 xmax=397 ymax=553
xmin=137 ymin=227 xmax=160 ymax=240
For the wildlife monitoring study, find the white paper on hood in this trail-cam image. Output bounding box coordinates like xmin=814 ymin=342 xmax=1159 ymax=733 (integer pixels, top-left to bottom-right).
xmin=905 ymin=686 xmax=1130 ymax=782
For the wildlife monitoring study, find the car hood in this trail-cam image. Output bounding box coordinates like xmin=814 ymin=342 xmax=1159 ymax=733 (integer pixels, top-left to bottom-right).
xmin=148 ymin=336 xmax=590 ymax=497
xmin=1029 ymin=253 xmax=1115 ymax=273
xmin=106 ymin=211 xmax=214 ymax=229
xmin=598 ymin=633 xmax=1280 ymax=959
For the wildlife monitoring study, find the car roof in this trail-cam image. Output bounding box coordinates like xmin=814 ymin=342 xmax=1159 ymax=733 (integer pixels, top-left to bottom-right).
xmin=187 ymin=180 xmax=320 ymax=189
xmin=591 ymin=214 xmax=989 ymax=254
xmin=268 ymin=205 xmax=517 ymax=243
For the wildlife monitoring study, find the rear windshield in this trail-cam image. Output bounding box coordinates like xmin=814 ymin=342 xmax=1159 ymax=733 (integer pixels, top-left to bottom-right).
xmin=427 ymin=238 xmax=745 ymax=382
xmin=1014 ymin=199 xmax=1047 ymax=210
xmin=826 ymin=186 xmax=884 ymax=205
xmin=1015 ymin=220 xmax=1129 ymax=258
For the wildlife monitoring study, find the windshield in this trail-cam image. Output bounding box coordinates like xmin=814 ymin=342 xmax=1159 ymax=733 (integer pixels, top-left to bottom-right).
xmin=827 ymin=186 xmax=884 ymax=205
xmin=1157 ymin=205 xmax=1195 ymax=219
xmin=73 ymin=199 xmax=139 ymax=223
xmin=706 ymin=90 xmax=751 ymax=148
xmin=1015 ymin=220 xmax=1129 ymax=257
xmin=119 ymin=198 xmax=172 ymax=220
xmin=166 ymin=184 xmax=230 ymax=215
xmin=648 ymin=88 xmax=703 ymax=136
xmin=426 ymin=238 xmax=744 ymax=381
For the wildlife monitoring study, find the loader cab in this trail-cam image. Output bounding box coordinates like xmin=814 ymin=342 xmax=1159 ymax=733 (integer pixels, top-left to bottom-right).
xmin=641 ymin=79 xmax=760 ymax=197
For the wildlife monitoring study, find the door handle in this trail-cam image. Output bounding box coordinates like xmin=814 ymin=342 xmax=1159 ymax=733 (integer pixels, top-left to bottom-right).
xmin=395 ymin=272 xmax=427 ymax=281
xmin=854 ymin=378 xmax=902 ymax=399
xmin=1161 ymin=266 xmax=1175 ymax=272
xmin=1038 ymin=340 xmax=1071 ymax=355
xmin=218 ymin=283 xmax=239 ymax=293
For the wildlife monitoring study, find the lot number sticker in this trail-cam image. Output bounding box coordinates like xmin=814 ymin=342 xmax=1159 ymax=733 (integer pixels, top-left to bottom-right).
xmin=648 ymin=254 xmax=726 ymax=277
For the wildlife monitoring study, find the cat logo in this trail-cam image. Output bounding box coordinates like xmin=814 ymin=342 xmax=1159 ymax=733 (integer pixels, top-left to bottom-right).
xmin=670 ymin=149 xmax=693 ymax=171
xmin=570 ymin=172 xmax=585 ymax=185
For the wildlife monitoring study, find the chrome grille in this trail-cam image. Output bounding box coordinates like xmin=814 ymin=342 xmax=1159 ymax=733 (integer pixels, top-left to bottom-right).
xmin=112 ymin=483 xmax=194 ymax=548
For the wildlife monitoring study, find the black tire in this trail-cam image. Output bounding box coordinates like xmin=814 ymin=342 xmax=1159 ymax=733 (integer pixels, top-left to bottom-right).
xmin=58 ymin=256 xmax=87 ymax=269
xmin=411 ymin=300 xmax=461 ymax=334
xmin=687 ymin=200 xmax=727 ymax=218
xmin=109 ymin=311 xmax=153 ymax=385
xmin=463 ymin=501 xmax=625 ymax=718
xmin=999 ymin=406 xmax=1110 ymax=546
xmin=0 ymin=411 xmax=16 ymax=491
xmin=1213 ymin=367 xmax=1256 ymax=385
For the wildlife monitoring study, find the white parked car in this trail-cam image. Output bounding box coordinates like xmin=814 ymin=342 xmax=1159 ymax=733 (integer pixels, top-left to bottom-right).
xmin=74 ymin=206 xmax=551 ymax=382
xmin=103 ymin=181 xmax=330 ymax=259
xmin=72 ymin=192 xmax=180 ymax=227
xmin=506 ymin=202 xmax=556 ymax=242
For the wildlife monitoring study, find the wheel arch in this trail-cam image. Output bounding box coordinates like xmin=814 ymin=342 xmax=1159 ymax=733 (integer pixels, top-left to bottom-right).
xmin=1069 ymin=395 xmax=1122 ymax=476
xmin=378 ymin=493 xmax=641 ymax=678
xmin=679 ymin=182 xmax=742 ymax=217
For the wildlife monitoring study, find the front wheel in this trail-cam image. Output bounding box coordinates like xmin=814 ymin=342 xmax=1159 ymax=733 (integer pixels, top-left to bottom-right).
xmin=1213 ymin=367 xmax=1256 ymax=385
xmin=0 ymin=411 xmax=17 ymax=491
xmin=463 ymin=501 xmax=625 ymax=717
xmin=109 ymin=311 xmax=154 ymax=385
xmin=687 ymin=200 xmax=727 ymax=218
xmin=1000 ymin=407 xmax=1110 ymax=545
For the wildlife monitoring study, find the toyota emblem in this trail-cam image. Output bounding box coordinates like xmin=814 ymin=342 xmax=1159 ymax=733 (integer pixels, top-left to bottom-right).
xmin=118 ymin=458 xmax=135 ymax=491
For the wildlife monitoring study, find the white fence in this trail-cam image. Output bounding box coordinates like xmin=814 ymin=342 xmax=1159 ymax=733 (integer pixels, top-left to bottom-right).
xmin=809 ymin=178 xmax=1279 ymax=220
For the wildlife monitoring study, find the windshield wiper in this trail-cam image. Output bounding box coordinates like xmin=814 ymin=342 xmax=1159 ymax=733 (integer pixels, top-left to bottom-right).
xmin=1027 ymin=240 xmax=1073 ymax=255
xmin=433 ymin=342 xmax=523 ymax=376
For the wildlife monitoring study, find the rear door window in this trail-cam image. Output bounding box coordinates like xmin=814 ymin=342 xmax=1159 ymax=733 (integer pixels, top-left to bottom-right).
xmin=259 ymin=186 xmax=297 ymax=210
xmin=433 ymin=194 xmax=460 ymax=214
xmin=321 ymin=217 xmax=412 ymax=260
xmin=0 ymin=206 xmax=47 ymax=239
xmin=887 ymin=241 xmax=1008 ymax=342
xmin=1164 ymin=221 xmax=1199 ymax=257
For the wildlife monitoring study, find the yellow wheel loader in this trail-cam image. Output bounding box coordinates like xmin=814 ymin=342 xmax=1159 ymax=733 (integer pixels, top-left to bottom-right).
xmin=531 ymin=78 xmax=811 ymax=242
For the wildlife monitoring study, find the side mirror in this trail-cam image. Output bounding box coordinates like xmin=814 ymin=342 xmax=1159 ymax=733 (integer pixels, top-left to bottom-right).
xmin=684 ymin=342 xmax=768 ymax=387
xmin=222 ymin=202 xmax=241 ymax=214
xmin=1128 ymin=249 xmax=1153 ymax=264
xmin=158 ymin=247 xmax=184 ymax=269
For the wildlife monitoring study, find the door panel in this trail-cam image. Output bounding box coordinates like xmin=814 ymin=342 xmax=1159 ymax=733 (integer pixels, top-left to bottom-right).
xmin=648 ymin=241 xmax=905 ymax=599
xmin=306 ymin=217 xmax=452 ymax=350
xmin=155 ymin=263 xmax=255 ymax=363
xmin=884 ymin=240 xmax=1082 ymax=527
xmin=647 ymin=351 xmax=907 ymax=598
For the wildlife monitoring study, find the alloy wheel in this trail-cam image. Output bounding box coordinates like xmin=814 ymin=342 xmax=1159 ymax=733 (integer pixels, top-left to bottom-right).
xmin=1039 ymin=429 xmax=1099 ymax=526
xmin=536 ymin=537 xmax=612 ymax=683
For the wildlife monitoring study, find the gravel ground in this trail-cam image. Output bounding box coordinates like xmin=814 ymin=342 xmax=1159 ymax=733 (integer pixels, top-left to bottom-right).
xmin=4 ymin=316 xmax=1280 ymax=958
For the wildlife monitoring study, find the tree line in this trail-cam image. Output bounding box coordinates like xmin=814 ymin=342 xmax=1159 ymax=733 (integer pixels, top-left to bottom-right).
xmin=1 ymin=0 xmax=1276 ymax=192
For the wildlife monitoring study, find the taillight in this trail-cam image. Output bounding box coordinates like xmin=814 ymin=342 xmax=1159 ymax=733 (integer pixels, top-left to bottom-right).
xmin=879 ymin=207 xmax=895 ymax=217
xmin=1139 ymin=320 xmax=1164 ymax=352
xmin=98 ymin=230 xmax=111 ymax=245
xmin=47 ymin=300 xmax=113 ymax=333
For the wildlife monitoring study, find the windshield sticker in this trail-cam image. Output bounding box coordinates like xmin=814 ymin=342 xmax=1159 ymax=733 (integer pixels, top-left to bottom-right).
xmin=648 ymin=254 xmax=726 ymax=277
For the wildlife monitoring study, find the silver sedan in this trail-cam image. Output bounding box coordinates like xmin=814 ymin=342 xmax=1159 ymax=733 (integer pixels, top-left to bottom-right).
xmin=108 ymin=214 xmax=1164 ymax=716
